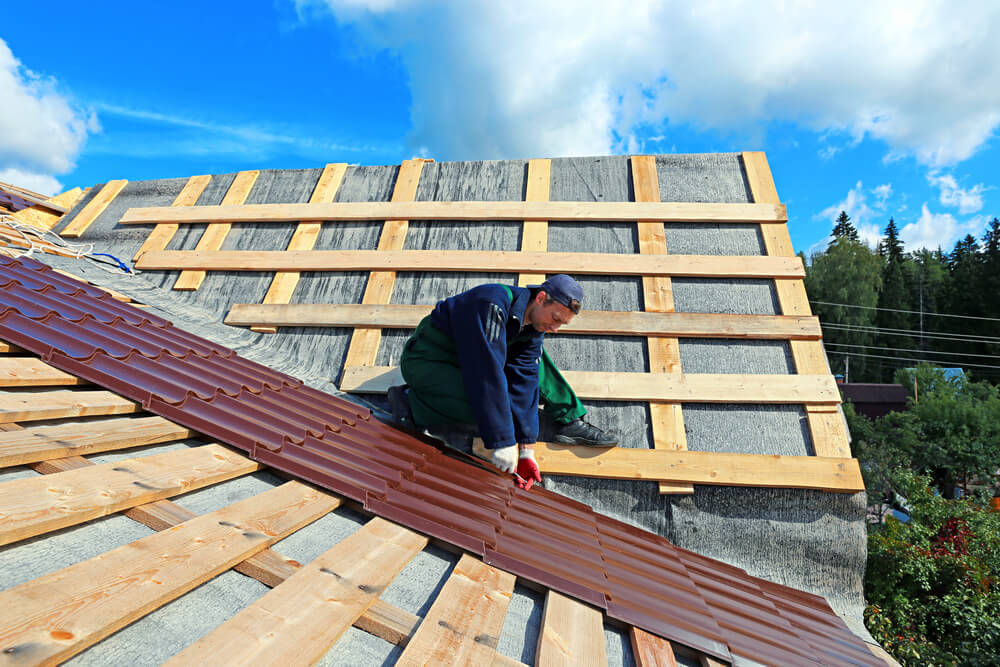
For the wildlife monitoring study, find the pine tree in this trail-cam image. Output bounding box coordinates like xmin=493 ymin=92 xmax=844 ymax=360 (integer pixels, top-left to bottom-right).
xmin=830 ymin=211 xmax=860 ymax=244
xmin=875 ymin=219 xmax=912 ymax=380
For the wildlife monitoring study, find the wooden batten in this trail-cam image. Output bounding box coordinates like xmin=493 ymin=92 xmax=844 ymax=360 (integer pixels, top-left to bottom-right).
xmin=632 ymin=155 xmax=692 ymax=495
xmin=536 ymin=590 xmax=607 ymax=666
xmin=519 ymin=158 xmax=551 ymax=286
xmin=0 ymin=389 xmax=138 ymax=423
xmin=343 ymin=159 xmax=428 ymax=369
xmin=60 ymin=179 xmax=128 ymax=238
xmin=120 ymin=200 xmax=787 ymax=225
xmin=252 ymin=163 xmax=348 ymax=333
xmin=0 ymin=357 xmax=86 ymax=387
xmin=340 ymin=365 xmax=842 ymax=404
xmin=133 ymin=174 xmax=212 ymax=261
xmin=742 ymin=151 xmax=850 ymax=460
xmin=173 ymin=170 xmax=259 ymax=291
xmin=137 ymin=249 xmax=805 ymax=278
xmin=0 ymin=482 xmax=339 ymax=665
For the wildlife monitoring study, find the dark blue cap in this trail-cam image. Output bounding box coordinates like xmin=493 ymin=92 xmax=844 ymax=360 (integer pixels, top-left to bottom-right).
xmin=529 ymin=274 xmax=583 ymax=312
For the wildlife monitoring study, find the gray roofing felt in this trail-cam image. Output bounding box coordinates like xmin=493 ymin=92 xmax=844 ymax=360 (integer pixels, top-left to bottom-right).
xmin=37 ymin=153 xmax=871 ymax=653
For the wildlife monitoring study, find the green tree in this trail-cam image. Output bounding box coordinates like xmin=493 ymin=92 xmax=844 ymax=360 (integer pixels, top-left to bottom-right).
xmin=831 ymin=210 xmax=860 ymax=244
xmin=866 ymin=470 xmax=1000 ymax=666
xmin=903 ymin=249 xmax=950 ymax=353
xmin=806 ymin=237 xmax=882 ymax=380
xmin=875 ymin=219 xmax=913 ymax=380
xmin=894 ymin=365 xmax=1000 ymax=497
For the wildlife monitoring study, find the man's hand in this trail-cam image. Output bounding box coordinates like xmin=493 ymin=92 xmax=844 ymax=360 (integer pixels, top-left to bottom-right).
xmin=516 ymin=449 xmax=542 ymax=490
xmin=491 ymin=445 xmax=518 ymax=473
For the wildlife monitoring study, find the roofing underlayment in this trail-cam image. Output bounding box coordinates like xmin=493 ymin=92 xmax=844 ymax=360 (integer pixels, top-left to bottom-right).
xmin=0 ymin=152 xmax=890 ymax=665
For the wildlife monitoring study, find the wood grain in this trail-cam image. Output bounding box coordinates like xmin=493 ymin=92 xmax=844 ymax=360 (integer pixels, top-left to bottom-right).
xmin=173 ymin=170 xmax=258 ymax=291
xmin=630 ymin=627 xmax=678 ymax=667
xmin=0 ymin=389 xmax=138 ymax=423
xmin=536 ymin=590 xmax=607 ymax=666
xmin=252 ymin=163 xmax=348 ymax=333
xmin=0 ymin=481 xmax=339 ymax=665
xmin=133 ymin=174 xmax=212 ymax=261
xmin=533 ymin=442 xmax=865 ymax=492
xmin=519 ymin=157 xmax=551 ymax=286
xmin=341 ymin=366 xmax=842 ymax=404
xmin=0 ymin=357 xmax=84 ymax=387
xmin=223 ymin=303 xmax=821 ymax=339
xmin=121 ymin=200 xmax=787 ymax=225
xmin=396 ymin=554 xmax=516 ymax=666
xmin=60 ymin=179 xmax=128 ymax=238
xmin=137 ymin=249 xmax=806 ymax=278
xmin=0 ymin=444 xmax=258 ymax=546
xmin=164 ymin=517 xmax=426 ymax=666
xmin=0 ymin=415 xmax=193 ymax=467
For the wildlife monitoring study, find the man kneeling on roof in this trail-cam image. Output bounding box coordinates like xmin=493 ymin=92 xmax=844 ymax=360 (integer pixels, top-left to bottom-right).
xmin=387 ymin=274 xmax=618 ymax=490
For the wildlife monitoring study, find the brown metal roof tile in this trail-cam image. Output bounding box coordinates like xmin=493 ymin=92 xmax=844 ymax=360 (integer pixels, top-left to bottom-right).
xmin=0 ymin=255 xmax=882 ymax=666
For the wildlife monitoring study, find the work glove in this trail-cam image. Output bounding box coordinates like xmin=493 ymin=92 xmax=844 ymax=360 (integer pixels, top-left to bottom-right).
xmin=491 ymin=445 xmax=518 ymax=473
xmin=516 ymin=448 xmax=542 ymax=490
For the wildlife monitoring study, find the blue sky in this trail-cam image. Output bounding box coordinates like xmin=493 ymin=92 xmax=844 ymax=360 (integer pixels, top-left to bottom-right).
xmin=3 ymin=1 xmax=1000 ymax=257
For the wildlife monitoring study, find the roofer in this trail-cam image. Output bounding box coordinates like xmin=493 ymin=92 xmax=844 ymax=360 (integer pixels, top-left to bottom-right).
xmin=387 ymin=274 xmax=617 ymax=490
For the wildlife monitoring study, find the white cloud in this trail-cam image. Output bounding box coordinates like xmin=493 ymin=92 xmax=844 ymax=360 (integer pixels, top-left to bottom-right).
xmin=872 ymin=184 xmax=893 ymax=209
xmin=297 ymin=1 xmax=1000 ymax=166
xmin=898 ymin=204 xmax=985 ymax=250
xmin=0 ymin=38 xmax=94 ymax=194
xmin=0 ymin=168 xmax=62 ymax=198
xmin=815 ymin=181 xmax=885 ymax=247
xmin=926 ymin=171 xmax=986 ymax=214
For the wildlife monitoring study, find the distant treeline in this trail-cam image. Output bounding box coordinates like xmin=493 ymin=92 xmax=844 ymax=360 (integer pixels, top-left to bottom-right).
xmin=803 ymin=213 xmax=1000 ymax=383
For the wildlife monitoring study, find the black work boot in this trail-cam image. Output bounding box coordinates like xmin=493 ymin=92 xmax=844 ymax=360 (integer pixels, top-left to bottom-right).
xmin=387 ymin=385 xmax=415 ymax=430
xmin=553 ymin=418 xmax=618 ymax=447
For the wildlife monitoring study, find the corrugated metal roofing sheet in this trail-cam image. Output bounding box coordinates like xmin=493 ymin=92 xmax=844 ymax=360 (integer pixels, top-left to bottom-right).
xmin=0 ymin=254 xmax=883 ymax=666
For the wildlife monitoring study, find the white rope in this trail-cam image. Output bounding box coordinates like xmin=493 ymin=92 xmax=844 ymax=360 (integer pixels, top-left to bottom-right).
xmin=0 ymin=214 xmax=130 ymax=276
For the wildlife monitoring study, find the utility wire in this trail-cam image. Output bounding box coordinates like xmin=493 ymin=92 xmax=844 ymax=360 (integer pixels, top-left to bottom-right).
xmin=829 ymin=350 xmax=1000 ymax=371
xmin=824 ymin=341 xmax=1000 ymax=360
xmin=821 ymin=323 xmax=1000 ymax=345
xmin=810 ymin=300 xmax=1000 ymax=323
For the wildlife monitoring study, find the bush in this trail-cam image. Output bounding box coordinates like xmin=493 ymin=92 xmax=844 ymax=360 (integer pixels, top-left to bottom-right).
xmin=865 ymin=470 xmax=1000 ymax=665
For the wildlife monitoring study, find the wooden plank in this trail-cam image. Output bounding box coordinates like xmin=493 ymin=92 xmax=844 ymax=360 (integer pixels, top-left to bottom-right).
xmin=743 ymin=151 xmax=849 ymax=462
xmin=396 ymin=554 xmax=516 ymax=666
xmin=252 ymin=163 xmax=348 ymax=333
xmin=0 ymin=481 xmax=339 ymax=665
xmin=805 ymin=406 xmax=852 ymax=458
xmin=164 ymin=517 xmax=427 ymax=666
xmin=0 ymin=444 xmax=258 ymax=547
xmin=344 ymin=159 xmax=427 ymax=368
xmin=0 ymin=357 xmax=84 ymax=387
xmin=630 ymin=627 xmax=678 ymax=667
xmin=519 ymin=158 xmax=551 ymax=286
xmin=532 ymin=442 xmax=865 ymax=492
xmin=174 ymin=170 xmax=259 ymax=291
xmin=0 ymin=389 xmax=138 ymax=423
xmin=60 ymin=179 xmax=128 ymax=238
xmin=341 ymin=366 xmax=841 ymax=404
xmin=632 ymin=155 xmax=691 ymax=495
xmin=0 ymin=341 xmax=22 ymax=353
xmin=10 ymin=186 xmax=85 ymax=231
xmin=121 ymin=200 xmax=787 ymax=225
xmin=0 ymin=415 xmax=193 ymax=467
xmin=24 ymin=451 xmax=422 ymax=648
xmin=133 ymin=174 xmax=212 ymax=261
xmin=224 ymin=303 xmax=821 ymax=339
xmin=536 ymin=590 xmax=607 ymax=667
xmin=137 ymin=249 xmax=805 ymax=279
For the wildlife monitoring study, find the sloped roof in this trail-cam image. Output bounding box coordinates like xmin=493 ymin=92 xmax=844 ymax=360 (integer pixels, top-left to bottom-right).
xmin=0 ymin=253 xmax=884 ymax=665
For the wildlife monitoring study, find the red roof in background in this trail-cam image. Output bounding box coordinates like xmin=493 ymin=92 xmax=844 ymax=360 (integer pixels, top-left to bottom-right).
xmin=0 ymin=254 xmax=883 ymax=666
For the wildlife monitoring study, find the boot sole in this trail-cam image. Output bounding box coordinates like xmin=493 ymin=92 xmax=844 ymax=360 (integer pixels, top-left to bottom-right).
xmin=552 ymin=435 xmax=618 ymax=447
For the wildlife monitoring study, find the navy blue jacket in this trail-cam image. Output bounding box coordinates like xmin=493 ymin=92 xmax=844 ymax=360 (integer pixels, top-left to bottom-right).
xmin=430 ymin=284 xmax=543 ymax=449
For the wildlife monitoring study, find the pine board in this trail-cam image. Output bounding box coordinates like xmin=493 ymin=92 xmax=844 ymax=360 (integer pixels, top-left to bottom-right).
xmin=133 ymin=174 xmax=212 ymax=261
xmin=0 ymin=481 xmax=339 ymax=665
xmin=0 ymin=444 xmax=258 ymax=546
xmin=0 ymin=358 xmax=84 ymax=387
xmin=164 ymin=517 xmax=426 ymax=666
xmin=60 ymin=179 xmax=128 ymax=238
xmin=0 ymin=389 xmax=138 ymax=423
xmin=536 ymin=590 xmax=607 ymax=667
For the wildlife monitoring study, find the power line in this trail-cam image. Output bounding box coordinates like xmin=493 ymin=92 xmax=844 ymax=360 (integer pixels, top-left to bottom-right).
xmin=821 ymin=323 xmax=1000 ymax=345
xmin=829 ymin=350 xmax=1000 ymax=372
xmin=824 ymin=342 xmax=1000 ymax=360
xmin=810 ymin=300 xmax=1000 ymax=323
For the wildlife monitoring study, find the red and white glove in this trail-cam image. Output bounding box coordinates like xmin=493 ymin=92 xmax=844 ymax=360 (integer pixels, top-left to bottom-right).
xmin=516 ymin=448 xmax=542 ymax=490
xmin=491 ymin=445 xmax=518 ymax=473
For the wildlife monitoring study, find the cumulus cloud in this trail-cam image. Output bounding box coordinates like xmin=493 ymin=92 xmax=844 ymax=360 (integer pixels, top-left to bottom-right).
xmin=0 ymin=38 xmax=94 ymax=195
xmin=298 ymin=1 xmax=1000 ymax=166
xmin=898 ymin=204 xmax=985 ymax=251
xmin=926 ymin=171 xmax=986 ymax=214
xmin=814 ymin=181 xmax=889 ymax=248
